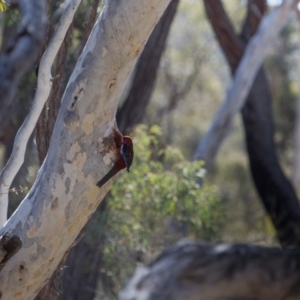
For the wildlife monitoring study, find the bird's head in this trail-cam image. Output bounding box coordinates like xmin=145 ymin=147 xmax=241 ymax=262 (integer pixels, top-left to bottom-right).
xmin=122 ymin=136 xmax=133 ymax=146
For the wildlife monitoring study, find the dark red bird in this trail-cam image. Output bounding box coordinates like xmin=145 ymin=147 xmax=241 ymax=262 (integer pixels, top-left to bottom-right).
xmin=97 ymin=136 xmax=134 ymax=187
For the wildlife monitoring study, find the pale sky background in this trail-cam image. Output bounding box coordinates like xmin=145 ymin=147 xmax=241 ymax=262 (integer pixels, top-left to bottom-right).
xmin=267 ymin=0 xmax=282 ymax=5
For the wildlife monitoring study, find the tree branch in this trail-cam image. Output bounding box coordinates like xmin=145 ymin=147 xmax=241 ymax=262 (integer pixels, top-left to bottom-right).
xmin=120 ymin=240 xmax=300 ymax=300
xmin=202 ymin=0 xmax=243 ymax=70
xmin=241 ymin=0 xmax=266 ymax=40
xmin=36 ymin=23 xmax=74 ymax=165
xmin=193 ymin=0 xmax=298 ymax=168
xmin=0 ymin=0 xmax=47 ymax=131
xmin=0 ymin=0 xmax=83 ymax=228
xmin=202 ymin=0 xmax=300 ymax=246
xmin=0 ymin=1 xmax=172 ymax=299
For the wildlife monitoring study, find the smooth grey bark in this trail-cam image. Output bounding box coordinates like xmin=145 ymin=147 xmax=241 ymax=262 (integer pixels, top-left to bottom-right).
xmin=0 ymin=1 xmax=172 ymax=299
xmin=60 ymin=2 xmax=180 ymax=299
xmin=36 ymin=3 xmax=101 ymax=300
xmin=0 ymin=0 xmax=47 ymax=230
xmin=120 ymin=240 xmax=300 ymax=300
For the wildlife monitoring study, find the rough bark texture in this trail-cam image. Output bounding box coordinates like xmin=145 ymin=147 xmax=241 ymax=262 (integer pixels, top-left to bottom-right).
xmin=203 ymin=0 xmax=300 ymax=246
xmin=120 ymin=240 xmax=300 ymax=300
xmin=116 ymin=0 xmax=180 ymax=134
xmin=0 ymin=1 xmax=172 ymax=299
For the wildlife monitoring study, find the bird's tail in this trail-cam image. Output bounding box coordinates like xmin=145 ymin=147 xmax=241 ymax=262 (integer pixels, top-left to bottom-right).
xmin=96 ymin=167 xmax=118 ymax=188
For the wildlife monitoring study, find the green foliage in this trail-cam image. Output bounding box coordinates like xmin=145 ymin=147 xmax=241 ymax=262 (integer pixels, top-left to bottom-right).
xmin=101 ymin=125 xmax=224 ymax=297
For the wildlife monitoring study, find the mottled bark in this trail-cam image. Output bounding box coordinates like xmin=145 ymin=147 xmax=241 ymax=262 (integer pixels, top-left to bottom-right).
xmin=203 ymin=0 xmax=300 ymax=246
xmin=0 ymin=1 xmax=172 ymax=299
xmin=59 ymin=2 xmax=179 ymax=299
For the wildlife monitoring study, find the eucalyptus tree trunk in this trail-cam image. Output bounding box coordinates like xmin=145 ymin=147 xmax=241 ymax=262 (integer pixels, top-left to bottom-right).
xmin=0 ymin=1 xmax=171 ymax=299
xmin=60 ymin=2 xmax=179 ymax=299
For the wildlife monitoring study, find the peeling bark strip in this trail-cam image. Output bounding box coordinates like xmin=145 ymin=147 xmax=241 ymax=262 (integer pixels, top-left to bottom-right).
xmin=0 ymin=233 xmax=22 ymax=273
xmin=0 ymin=1 xmax=172 ymax=299
xmin=120 ymin=240 xmax=300 ymax=300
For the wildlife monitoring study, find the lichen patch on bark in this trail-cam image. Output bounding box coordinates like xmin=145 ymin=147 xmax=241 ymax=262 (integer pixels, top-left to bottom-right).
xmin=82 ymin=113 xmax=95 ymax=135
xmin=67 ymin=142 xmax=81 ymax=161
xmin=101 ymin=46 xmax=107 ymax=57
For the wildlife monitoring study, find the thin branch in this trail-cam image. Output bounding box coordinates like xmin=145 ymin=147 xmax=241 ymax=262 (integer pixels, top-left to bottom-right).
xmin=0 ymin=0 xmax=83 ymax=227
xmin=120 ymin=240 xmax=300 ymax=300
xmin=193 ymin=0 xmax=298 ymax=168
xmin=0 ymin=0 xmax=47 ymax=125
xmin=36 ymin=24 xmax=74 ymax=165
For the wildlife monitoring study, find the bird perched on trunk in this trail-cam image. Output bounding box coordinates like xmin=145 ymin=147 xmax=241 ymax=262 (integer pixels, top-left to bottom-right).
xmin=97 ymin=134 xmax=134 ymax=187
